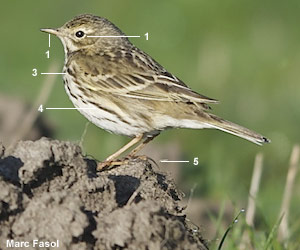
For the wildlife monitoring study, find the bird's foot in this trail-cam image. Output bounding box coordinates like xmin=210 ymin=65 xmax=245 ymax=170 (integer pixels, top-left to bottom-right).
xmin=127 ymin=154 xmax=148 ymax=161
xmin=97 ymin=155 xmax=157 ymax=171
xmin=127 ymin=154 xmax=158 ymax=167
xmin=97 ymin=159 xmax=129 ymax=171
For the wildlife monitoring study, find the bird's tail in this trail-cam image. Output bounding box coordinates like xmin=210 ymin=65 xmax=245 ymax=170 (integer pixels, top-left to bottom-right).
xmin=203 ymin=114 xmax=270 ymax=145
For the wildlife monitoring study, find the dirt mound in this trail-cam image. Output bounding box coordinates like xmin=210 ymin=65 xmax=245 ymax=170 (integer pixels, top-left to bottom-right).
xmin=0 ymin=137 xmax=207 ymax=249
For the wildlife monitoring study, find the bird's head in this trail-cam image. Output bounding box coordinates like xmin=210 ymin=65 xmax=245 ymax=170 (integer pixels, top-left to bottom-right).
xmin=41 ymin=14 xmax=129 ymax=54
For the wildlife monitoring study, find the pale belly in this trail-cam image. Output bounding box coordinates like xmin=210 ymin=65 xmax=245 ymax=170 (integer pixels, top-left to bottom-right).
xmin=63 ymin=74 xmax=151 ymax=137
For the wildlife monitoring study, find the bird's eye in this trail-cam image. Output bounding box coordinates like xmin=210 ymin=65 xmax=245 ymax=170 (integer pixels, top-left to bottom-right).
xmin=75 ymin=31 xmax=85 ymax=38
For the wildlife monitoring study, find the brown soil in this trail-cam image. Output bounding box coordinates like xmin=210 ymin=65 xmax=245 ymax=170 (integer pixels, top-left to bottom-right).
xmin=0 ymin=137 xmax=208 ymax=250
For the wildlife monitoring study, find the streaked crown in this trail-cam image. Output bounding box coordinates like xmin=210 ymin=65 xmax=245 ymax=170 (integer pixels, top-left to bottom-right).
xmin=41 ymin=14 xmax=131 ymax=54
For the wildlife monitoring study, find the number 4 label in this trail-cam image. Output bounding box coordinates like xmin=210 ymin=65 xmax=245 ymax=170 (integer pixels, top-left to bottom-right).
xmin=38 ymin=105 xmax=44 ymax=112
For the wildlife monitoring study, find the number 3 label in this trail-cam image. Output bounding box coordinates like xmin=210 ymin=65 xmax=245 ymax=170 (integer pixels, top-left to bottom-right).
xmin=32 ymin=68 xmax=37 ymax=76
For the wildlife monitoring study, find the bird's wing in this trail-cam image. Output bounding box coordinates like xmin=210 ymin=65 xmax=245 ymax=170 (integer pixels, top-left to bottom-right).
xmin=114 ymin=72 xmax=219 ymax=105
xmin=70 ymin=49 xmax=219 ymax=105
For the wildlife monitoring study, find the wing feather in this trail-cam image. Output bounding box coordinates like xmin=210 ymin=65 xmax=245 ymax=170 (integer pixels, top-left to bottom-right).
xmin=69 ymin=48 xmax=219 ymax=105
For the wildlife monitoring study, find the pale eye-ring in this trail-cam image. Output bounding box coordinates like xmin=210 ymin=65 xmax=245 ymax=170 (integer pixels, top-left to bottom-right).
xmin=75 ymin=30 xmax=85 ymax=38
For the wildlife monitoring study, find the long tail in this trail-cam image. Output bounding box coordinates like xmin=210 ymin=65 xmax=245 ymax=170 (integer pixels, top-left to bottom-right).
xmin=203 ymin=114 xmax=270 ymax=145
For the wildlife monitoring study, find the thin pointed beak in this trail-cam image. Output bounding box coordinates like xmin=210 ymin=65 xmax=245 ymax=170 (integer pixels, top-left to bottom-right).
xmin=40 ymin=28 xmax=60 ymax=36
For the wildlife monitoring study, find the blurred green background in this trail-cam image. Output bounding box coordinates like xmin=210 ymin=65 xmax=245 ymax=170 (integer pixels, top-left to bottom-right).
xmin=1 ymin=0 xmax=299 ymax=247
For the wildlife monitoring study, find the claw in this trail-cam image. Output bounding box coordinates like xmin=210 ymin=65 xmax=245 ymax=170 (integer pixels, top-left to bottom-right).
xmin=96 ymin=155 xmax=157 ymax=171
xmin=97 ymin=159 xmax=129 ymax=171
xmin=97 ymin=161 xmax=111 ymax=171
xmin=129 ymin=155 xmax=148 ymax=161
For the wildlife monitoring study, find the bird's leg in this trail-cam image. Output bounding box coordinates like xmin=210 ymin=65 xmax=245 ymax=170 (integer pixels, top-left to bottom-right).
xmin=128 ymin=134 xmax=158 ymax=158
xmin=106 ymin=134 xmax=143 ymax=161
xmin=97 ymin=134 xmax=143 ymax=170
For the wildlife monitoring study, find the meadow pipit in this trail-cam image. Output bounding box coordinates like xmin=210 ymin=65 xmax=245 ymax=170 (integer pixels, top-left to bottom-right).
xmin=41 ymin=14 xmax=270 ymax=169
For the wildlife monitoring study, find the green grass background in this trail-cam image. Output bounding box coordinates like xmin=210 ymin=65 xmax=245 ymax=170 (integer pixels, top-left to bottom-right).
xmin=1 ymin=0 xmax=299 ymax=248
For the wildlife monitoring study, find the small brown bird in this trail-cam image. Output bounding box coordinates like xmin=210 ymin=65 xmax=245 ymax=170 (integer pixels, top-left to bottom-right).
xmin=41 ymin=14 xmax=270 ymax=168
